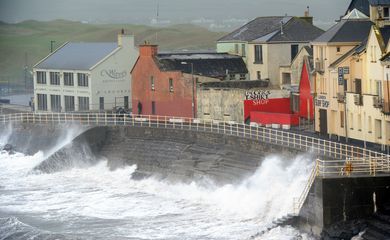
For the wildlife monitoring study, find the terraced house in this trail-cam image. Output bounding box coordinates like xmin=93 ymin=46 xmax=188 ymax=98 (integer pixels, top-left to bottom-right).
xmin=33 ymin=31 xmax=138 ymax=112
xmin=314 ymin=2 xmax=390 ymax=150
xmin=216 ymin=11 xmax=324 ymax=87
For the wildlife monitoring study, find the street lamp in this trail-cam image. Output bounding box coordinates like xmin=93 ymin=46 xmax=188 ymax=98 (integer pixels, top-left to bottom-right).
xmin=181 ymin=61 xmax=195 ymax=119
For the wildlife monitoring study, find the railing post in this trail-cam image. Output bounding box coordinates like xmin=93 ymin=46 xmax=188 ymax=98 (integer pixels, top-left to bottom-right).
xmin=105 ymin=112 xmax=107 ymax=126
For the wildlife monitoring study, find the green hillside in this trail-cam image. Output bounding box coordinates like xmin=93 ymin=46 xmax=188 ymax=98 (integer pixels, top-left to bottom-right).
xmin=0 ymin=20 xmax=225 ymax=93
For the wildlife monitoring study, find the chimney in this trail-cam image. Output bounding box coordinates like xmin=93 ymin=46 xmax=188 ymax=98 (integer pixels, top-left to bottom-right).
xmin=281 ymin=20 xmax=284 ymax=35
xmin=300 ymin=6 xmax=314 ymax=25
xmin=139 ymin=44 xmax=158 ymax=57
xmin=117 ymin=30 xmax=135 ymax=48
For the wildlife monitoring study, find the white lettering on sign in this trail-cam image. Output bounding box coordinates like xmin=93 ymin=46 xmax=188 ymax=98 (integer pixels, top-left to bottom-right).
xmin=245 ymin=90 xmax=271 ymax=100
xmin=253 ymin=99 xmax=270 ymax=105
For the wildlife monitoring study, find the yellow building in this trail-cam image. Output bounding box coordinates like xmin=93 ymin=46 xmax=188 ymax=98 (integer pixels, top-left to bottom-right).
xmin=312 ymin=9 xmax=373 ymax=137
xmin=314 ymin=7 xmax=390 ymax=150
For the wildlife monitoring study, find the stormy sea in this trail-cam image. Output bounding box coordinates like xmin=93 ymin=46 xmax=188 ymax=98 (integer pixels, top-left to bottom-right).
xmin=0 ymin=126 xmax=315 ymax=240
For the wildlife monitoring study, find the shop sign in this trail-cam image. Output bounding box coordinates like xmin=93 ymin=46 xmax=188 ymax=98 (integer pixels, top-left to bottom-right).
xmin=245 ymin=90 xmax=271 ymax=100
xmin=315 ymin=95 xmax=329 ymax=108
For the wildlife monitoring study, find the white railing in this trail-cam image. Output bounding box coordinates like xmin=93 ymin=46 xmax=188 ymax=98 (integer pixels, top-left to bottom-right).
xmin=293 ymin=160 xmax=319 ymax=215
xmin=317 ymin=157 xmax=390 ymax=177
xmin=1 ymin=112 xmax=389 ymax=161
xmin=293 ymin=156 xmax=390 ymax=215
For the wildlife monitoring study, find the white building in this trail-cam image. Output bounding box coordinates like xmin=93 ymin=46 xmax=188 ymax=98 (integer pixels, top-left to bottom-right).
xmin=33 ymin=32 xmax=138 ymax=112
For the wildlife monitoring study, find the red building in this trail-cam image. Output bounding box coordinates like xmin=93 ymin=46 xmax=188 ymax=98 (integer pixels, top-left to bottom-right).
xmin=131 ymin=44 xmax=248 ymax=118
xmin=244 ymin=57 xmax=313 ymax=126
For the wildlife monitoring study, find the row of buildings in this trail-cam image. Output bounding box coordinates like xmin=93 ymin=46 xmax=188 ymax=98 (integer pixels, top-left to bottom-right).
xmin=32 ymin=0 xmax=390 ymax=150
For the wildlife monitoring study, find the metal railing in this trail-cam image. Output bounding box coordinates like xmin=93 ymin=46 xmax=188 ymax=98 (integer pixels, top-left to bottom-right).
xmin=1 ymin=112 xmax=389 ymax=161
xmin=293 ymin=156 xmax=390 ymax=215
xmin=293 ymin=160 xmax=319 ymax=215
xmin=317 ymin=157 xmax=390 ymax=177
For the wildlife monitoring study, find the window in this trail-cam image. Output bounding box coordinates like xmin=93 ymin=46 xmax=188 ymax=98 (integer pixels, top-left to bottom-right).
xmin=254 ymin=45 xmax=263 ymax=64
xmin=78 ymin=97 xmax=89 ymax=111
xmin=349 ymin=113 xmax=353 ymax=129
xmin=77 ymin=73 xmax=88 ymax=87
xmin=99 ymin=97 xmax=104 ymax=110
xmin=229 ymin=74 xmax=236 ymax=80
xmin=376 ymin=80 xmax=382 ymax=98
xmin=257 ymin=71 xmax=261 ymax=80
xmin=368 ymin=116 xmax=372 ymax=133
xmin=384 ymin=7 xmax=389 ymax=19
xmin=235 ymin=44 xmax=239 ymax=54
xmin=241 ymin=44 xmax=246 ymax=57
xmin=358 ymin=113 xmax=362 ymax=131
xmin=150 ymin=76 xmax=155 ymax=91
xmin=340 ymin=111 xmax=344 ymax=128
xmin=239 ymin=74 xmax=246 ymax=80
xmin=291 ymin=44 xmax=299 ymax=60
xmin=64 ymin=96 xmax=75 ymax=112
xmin=37 ymin=71 xmax=46 ymax=84
xmin=169 ymin=78 xmax=173 ymax=92
xmin=50 ymin=95 xmax=61 ymax=112
xmin=124 ymin=96 xmax=129 ymax=109
xmin=37 ymin=94 xmax=47 ymax=111
xmin=355 ymin=78 xmax=362 ymax=94
xmin=50 ymin=72 xmax=60 ymax=85
xmin=64 ymin=72 xmax=74 ymax=86
xmin=336 ymin=46 xmax=341 ymax=53
xmin=151 ymin=101 xmax=156 ymax=115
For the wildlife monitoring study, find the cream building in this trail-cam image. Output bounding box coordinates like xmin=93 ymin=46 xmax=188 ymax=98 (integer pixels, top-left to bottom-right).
xmin=33 ymin=32 xmax=138 ymax=112
xmin=312 ymin=10 xmax=373 ymax=136
xmin=217 ymin=14 xmax=323 ymax=87
xmin=314 ymin=7 xmax=390 ymax=149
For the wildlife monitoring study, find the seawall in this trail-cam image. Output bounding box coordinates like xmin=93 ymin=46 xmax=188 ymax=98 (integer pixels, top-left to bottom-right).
xmin=1 ymin=124 xmax=306 ymax=184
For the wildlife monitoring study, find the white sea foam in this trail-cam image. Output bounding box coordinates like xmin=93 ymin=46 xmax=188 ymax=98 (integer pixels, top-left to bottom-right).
xmin=0 ymin=147 xmax=315 ymax=240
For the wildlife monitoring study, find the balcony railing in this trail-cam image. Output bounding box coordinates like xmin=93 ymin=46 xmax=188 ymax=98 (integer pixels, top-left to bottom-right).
xmin=354 ymin=94 xmax=363 ymax=106
xmin=337 ymin=93 xmax=345 ymax=103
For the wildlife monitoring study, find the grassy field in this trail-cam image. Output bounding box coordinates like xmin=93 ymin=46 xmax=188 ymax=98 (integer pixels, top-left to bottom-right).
xmin=0 ymin=20 xmax=225 ymax=93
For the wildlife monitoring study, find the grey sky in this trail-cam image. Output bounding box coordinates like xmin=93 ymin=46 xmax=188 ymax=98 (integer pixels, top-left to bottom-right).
xmin=0 ymin=0 xmax=350 ymax=28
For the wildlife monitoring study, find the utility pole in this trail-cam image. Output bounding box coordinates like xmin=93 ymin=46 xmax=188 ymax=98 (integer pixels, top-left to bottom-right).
xmin=24 ymin=52 xmax=28 ymax=93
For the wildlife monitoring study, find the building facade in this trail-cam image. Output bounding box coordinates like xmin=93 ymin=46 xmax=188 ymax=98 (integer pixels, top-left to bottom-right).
xmin=33 ymin=32 xmax=138 ymax=112
xmin=217 ymin=14 xmax=323 ymax=86
xmin=312 ymin=10 xmax=373 ymax=136
xmin=131 ymin=45 xmax=248 ymax=118
xmin=314 ymin=5 xmax=390 ymax=149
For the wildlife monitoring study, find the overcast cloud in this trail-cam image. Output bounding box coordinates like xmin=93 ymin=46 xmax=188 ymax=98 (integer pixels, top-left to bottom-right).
xmin=0 ymin=0 xmax=350 ymax=28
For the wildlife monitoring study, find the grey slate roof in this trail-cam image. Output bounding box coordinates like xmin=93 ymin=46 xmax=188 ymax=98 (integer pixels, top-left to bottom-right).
xmin=368 ymin=0 xmax=390 ymax=5
xmin=313 ymin=19 xmax=373 ymax=43
xmin=346 ymin=0 xmax=370 ymax=16
xmin=379 ymin=26 xmax=390 ymax=46
xmin=155 ymin=52 xmax=248 ymax=79
xmin=218 ymin=16 xmax=323 ymax=43
xmin=35 ymin=42 xmax=118 ymax=70
xmin=380 ymin=51 xmax=390 ymax=61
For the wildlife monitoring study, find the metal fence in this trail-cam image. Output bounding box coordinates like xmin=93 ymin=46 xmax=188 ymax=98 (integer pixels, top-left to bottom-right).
xmin=293 ymin=156 xmax=390 ymax=214
xmin=1 ymin=112 xmax=389 ymax=161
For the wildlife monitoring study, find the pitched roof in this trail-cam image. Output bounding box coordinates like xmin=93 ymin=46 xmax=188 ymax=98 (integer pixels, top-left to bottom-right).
xmin=313 ymin=19 xmax=373 ymax=43
xmin=155 ymin=52 xmax=248 ymax=78
xmin=346 ymin=0 xmax=370 ymax=16
xmin=218 ymin=16 xmax=323 ymax=43
xmin=379 ymin=26 xmax=390 ymax=50
xmin=329 ymin=39 xmax=367 ymax=68
xmin=259 ymin=18 xmax=324 ymax=43
xmin=35 ymin=42 xmax=118 ymax=70
xmin=380 ymin=51 xmax=390 ymax=61
xmin=368 ymin=0 xmax=390 ymax=6
xmin=342 ymin=8 xmax=369 ymax=19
